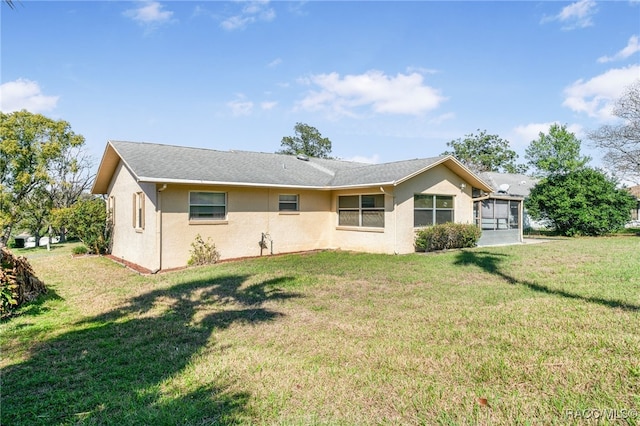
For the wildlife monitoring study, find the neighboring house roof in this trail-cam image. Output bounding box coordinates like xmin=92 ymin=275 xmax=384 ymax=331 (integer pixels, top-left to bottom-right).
xmin=480 ymin=171 xmax=538 ymax=198
xmin=628 ymin=185 xmax=640 ymax=199
xmin=92 ymin=140 xmax=494 ymax=194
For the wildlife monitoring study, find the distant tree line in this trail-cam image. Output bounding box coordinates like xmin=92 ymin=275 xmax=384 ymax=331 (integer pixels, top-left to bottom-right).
xmin=439 ymin=81 xmax=639 ymax=236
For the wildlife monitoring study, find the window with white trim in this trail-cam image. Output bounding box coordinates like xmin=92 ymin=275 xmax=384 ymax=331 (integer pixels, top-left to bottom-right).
xmin=338 ymin=194 xmax=385 ymax=228
xmin=108 ymin=196 xmax=116 ymax=225
xmin=132 ymin=192 xmax=145 ymax=230
xmin=279 ymin=194 xmax=299 ymax=211
xmin=189 ymin=192 xmax=226 ymax=220
xmin=414 ymin=194 xmax=454 ymax=227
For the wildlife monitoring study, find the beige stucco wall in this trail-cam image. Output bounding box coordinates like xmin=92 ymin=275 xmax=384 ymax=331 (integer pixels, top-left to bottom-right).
xmin=107 ymin=162 xmax=159 ymax=270
xmin=107 ymin=162 xmax=477 ymax=271
xmin=393 ymin=163 xmax=474 ymax=254
xmin=328 ymin=187 xmax=396 ymax=254
xmin=329 ymin=164 xmax=474 ymax=255
xmin=159 ymin=185 xmax=333 ymax=269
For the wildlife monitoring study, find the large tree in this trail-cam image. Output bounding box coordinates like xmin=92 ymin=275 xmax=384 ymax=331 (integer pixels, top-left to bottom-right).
xmin=525 ymin=123 xmax=590 ymax=177
xmin=525 ymin=168 xmax=635 ymax=236
xmin=278 ymin=122 xmax=333 ymax=159
xmin=441 ymin=130 xmax=526 ymax=174
xmin=588 ymin=80 xmax=640 ymax=184
xmin=0 ymin=110 xmax=88 ymax=246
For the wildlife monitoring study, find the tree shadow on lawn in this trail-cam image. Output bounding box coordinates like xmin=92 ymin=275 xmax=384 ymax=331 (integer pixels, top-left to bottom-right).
xmin=2 ymin=287 xmax=64 ymax=323
xmin=2 ymin=274 xmax=301 ymax=425
xmin=454 ymin=250 xmax=639 ymax=312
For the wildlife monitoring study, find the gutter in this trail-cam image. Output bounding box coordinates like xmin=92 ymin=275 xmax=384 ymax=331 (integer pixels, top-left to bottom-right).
xmin=153 ymin=183 xmax=168 ymax=273
xmin=379 ymin=186 xmax=397 ymax=254
xmin=135 ymin=176 xmax=402 ymax=191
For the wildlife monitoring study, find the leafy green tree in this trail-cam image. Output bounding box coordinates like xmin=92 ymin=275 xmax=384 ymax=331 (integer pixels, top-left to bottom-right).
xmin=0 ymin=110 xmax=87 ymax=246
xmin=16 ymin=186 xmax=53 ymax=246
xmin=441 ymin=130 xmax=526 ymax=174
xmin=525 ymin=168 xmax=635 ymax=236
xmin=525 ymin=124 xmax=590 ymax=177
xmin=278 ymin=122 xmax=333 ymax=159
xmin=588 ymin=80 xmax=640 ymax=184
xmin=63 ymin=197 xmax=112 ymax=254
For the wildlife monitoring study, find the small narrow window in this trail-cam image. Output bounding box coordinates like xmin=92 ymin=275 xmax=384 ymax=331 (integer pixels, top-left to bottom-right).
xmin=189 ymin=192 xmax=226 ymax=220
xmin=132 ymin=192 xmax=145 ymax=230
xmin=279 ymin=194 xmax=299 ymax=211
xmin=108 ymin=196 xmax=116 ymax=225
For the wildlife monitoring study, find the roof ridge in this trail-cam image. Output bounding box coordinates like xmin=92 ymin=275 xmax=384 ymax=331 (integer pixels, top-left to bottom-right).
xmin=110 ymin=140 xmax=231 ymax=155
xmin=109 ymin=140 xmax=368 ymax=165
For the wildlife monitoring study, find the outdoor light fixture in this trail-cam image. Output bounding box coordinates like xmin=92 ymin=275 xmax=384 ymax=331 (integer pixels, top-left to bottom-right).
xmin=460 ymin=183 xmax=466 ymax=191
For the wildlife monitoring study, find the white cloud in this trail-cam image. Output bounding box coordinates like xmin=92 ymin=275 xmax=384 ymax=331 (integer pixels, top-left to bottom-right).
xmin=227 ymin=94 xmax=253 ymax=116
xmin=124 ymin=1 xmax=174 ymax=26
xmin=343 ymin=154 xmax=380 ymax=164
xmin=562 ymin=65 xmax=640 ymax=119
xmin=541 ymin=0 xmax=597 ymax=30
xmin=0 ymin=79 xmax=59 ymax=113
xmin=297 ymin=70 xmax=446 ymax=117
xmin=429 ymin=112 xmax=455 ymax=125
xmin=221 ymin=1 xmax=275 ymax=31
xmin=513 ymin=122 xmax=584 ymax=145
xmin=406 ymin=66 xmax=439 ymax=75
xmin=267 ymin=58 xmax=282 ymax=68
xmin=261 ymin=101 xmax=278 ymax=110
xmin=597 ymin=35 xmax=640 ymax=63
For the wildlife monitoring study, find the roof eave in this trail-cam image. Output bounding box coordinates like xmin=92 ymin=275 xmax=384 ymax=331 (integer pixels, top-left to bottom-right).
xmin=91 ymin=141 xmax=122 ymax=194
xmin=327 ymin=182 xmax=396 ymax=190
xmin=136 ymin=177 xmax=335 ymax=190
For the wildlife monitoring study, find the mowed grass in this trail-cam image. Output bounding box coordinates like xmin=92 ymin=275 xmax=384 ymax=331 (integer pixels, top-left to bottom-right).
xmin=1 ymin=237 xmax=639 ymax=425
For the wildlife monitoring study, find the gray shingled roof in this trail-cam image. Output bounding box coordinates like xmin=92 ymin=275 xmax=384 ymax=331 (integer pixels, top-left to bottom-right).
xmin=480 ymin=171 xmax=538 ymax=197
xmin=108 ymin=140 xmax=451 ymax=189
xmin=329 ymin=158 xmax=444 ymax=186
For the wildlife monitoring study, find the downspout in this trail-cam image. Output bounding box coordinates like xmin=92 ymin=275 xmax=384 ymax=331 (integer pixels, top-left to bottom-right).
xmin=519 ymin=198 xmax=524 ymax=243
xmin=380 ymin=186 xmax=397 ymax=254
xmin=153 ymin=184 xmax=167 ymax=273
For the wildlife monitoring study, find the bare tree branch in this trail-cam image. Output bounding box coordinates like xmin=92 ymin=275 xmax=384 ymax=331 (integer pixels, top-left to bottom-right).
xmin=588 ymin=80 xmax=640 ymax=184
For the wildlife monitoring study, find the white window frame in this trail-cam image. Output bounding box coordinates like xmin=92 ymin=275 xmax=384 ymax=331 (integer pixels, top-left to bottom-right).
xmin=414 ymin=194 xmax=454 ymax=227
xmin=108 ymin=196 xmax=116 ymax=226
xmin=338 ymin=194 xmax=385 ymax=228
xmin=189 ymin=191 xmax=227 ymax=221
xmin=278 ymin=194 xmax=299 ymax=212
xmin=132 ymin=192 xmax=145 ymax=230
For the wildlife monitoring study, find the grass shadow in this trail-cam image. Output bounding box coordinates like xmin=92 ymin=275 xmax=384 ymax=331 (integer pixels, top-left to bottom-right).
xmin=2 ymin=273 xmax=301 ymax=424
xmin=454 ymin=250 xmax=639 ymax=312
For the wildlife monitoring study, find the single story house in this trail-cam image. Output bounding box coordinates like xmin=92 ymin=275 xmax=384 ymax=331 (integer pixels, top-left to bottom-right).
xmin=92 ymin=141 xmax=526 ymax=272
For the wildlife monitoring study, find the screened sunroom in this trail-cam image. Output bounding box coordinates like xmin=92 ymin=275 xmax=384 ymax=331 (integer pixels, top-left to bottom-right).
xmin=473 ymin=194 xmax=524 ymax=246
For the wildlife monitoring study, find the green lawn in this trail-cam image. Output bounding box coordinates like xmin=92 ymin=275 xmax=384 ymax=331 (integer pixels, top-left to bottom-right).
xmin=2 ymin=238 xmax=639 ymax=425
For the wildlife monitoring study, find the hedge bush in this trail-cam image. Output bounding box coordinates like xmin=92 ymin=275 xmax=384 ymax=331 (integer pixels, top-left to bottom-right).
xmin=415 ymin=223 xmax=481 ymax=252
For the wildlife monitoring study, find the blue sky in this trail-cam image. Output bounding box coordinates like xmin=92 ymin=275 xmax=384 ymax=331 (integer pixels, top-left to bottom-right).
xmin=1 ymin=1 xmax=639 ymax=170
